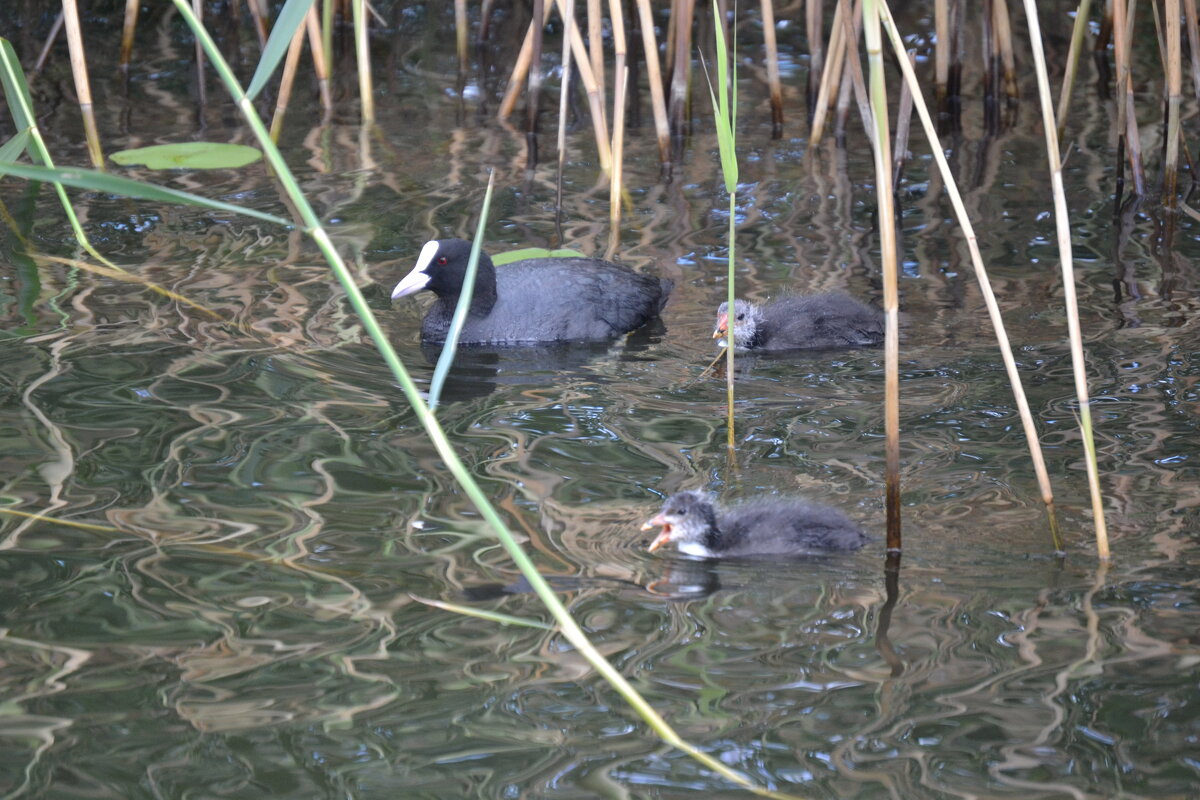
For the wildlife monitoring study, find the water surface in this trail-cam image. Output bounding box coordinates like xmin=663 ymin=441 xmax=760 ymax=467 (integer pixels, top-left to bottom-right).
xmin=1 ymin=3 xmax=1198 ymax=798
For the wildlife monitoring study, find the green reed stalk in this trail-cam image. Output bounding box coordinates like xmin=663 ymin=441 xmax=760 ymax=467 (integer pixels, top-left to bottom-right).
xmin=705 ymin=1 xmax=739 ymax=452
xmin=877 ymin=0 xmax=1062 ymax=551
xmin=168 ymin=4 xmax=792 ymax=793
xmin=1019 ymin=0 xmax=1109 ymax=559
xmin=428 ymin=173 xmax=495 ymax=410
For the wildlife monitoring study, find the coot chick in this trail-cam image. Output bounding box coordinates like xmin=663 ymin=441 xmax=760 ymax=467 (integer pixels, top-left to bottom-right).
xmin=714 ymin=294 xmax=884 ymax=351
xmin=642 ymin=490 xmax=868 ymax=558
xmin=392 ymin=238 xmax=673 ymax=345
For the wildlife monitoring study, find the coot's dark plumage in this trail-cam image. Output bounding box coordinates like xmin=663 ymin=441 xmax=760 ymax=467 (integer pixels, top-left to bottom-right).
xmin=714 ymin=294 xmax=884 ymax=351
xmin=642 ymin=490 xmax=869 ymax=558
xmin=392 ymin=238 xmax=673 ymax=345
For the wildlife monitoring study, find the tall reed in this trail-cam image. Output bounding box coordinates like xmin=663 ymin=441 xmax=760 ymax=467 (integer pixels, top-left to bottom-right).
xmin=704 ymin=1 xmax=739 ymax=452
xmin=862 ymin=0 xmax=902 ymax=549
xmin=878 ymin=0 xmax=1061 ymax=551
xmin=428 ymin=173 xmax=496 ymax=410
xmin=1020 ymin=0 xmax=1109 ymax=558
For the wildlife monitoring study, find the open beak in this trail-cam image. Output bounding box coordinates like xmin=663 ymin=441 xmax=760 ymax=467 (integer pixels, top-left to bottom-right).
xmin=712 ymin=312 xmax=728 ymax=339
xmin=642 ymin=513 xmax=673 ymax=552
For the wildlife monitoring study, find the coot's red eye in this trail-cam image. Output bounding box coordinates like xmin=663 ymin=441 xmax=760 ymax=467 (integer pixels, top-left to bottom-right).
xmin=438 ymin=256 xmax=448 ymax=265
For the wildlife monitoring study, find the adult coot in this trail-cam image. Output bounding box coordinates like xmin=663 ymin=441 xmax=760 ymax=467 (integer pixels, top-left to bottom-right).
xmin=391 ymin=238 xmax=673 ymax=345
xmin=714 ymin=294 xmax=884 ymax=351
xmin=642 ymin=490 xmax=869 ymax=558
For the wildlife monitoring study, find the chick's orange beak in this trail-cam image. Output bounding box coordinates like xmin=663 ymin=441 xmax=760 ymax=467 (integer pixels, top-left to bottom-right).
xmin=641 ymin=513 xmax=673 ymax=552
xmin=713 ymin=312 xmax=729 ymax=339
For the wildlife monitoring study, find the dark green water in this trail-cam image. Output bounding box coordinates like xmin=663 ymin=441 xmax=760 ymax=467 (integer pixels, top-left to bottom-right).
xmin=2 ymin=3 xmax=1199 ymax=798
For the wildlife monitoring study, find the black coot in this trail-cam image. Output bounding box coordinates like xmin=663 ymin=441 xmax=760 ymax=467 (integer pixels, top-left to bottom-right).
xmin=392 ymin=238 xmax=673 ymax=345
xmin=714 ymin=294 xmax=884 ymax=351
xmin=642 ymin=490 xmax=869 ymax=558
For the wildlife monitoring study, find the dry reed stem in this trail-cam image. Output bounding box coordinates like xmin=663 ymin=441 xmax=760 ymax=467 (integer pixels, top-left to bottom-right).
xmin=1020 ymin=0 xmax=1109 ymax=558
xmin=863 ymin=0 xmax=902 ymax=550
xmin=353 ymin=0 xmax=374 ymax=123
xmin=669 ymin=0 xmax=696 ymax=137
xmin=994 ymin=0 xmax=1017 ymax=106
xmin=806 ymin=0 xmax=825 ymax=115
xmin=244 ymin=0 xmax=269 ymax=47
xmin=834 ymin=0 xmax=872 ymax=145
xmin=834 ymin=8 xmax=854 ymax=137
xmin=120 ymin=0 xmax=140 ymax=70
xmin=983 ymin=0 xmax=997 ymax=128
xmin=635 ymin=0 xmax=671 ymax=163
xmin=761 ymin=0 xmax=783 ymax=136
xmin=1122 ymin=10 xmax=1146 ymax=194
xmin=455 ymin=0 xmax=468 ymax=77
xmin=666 ymin=0 xmax=679 ymax=81
xmin=33 ymin=11 xmax=63 ymax=73
xmin=1113 ymin=0 xmax=1147 ymax=195
xmin=554 ymin=0 xmax=614 ymax=170
xmin=808 ymin=0 xmax=846 ymax=144
xmin=1055 ymin=0 xmax=1094 ymax=142
xmin=608 ymin=66 xmax=628 ymax=255
xmin=878 ymin=0 xmax=1059 ymax=540
xmin=1165 ymin=0 xmax=1182 ymax=206
xmin=191 ymin=0 xmax=209 ymax=112
xmin=589 ymin=0 xmax=606 ymax=113
xmin=506 ymin=2 xmax=612 ymax=171
xmin=935 ymin=0 xmax=948 ymax=101
xmin=498 ymin=3 xmax=554 ymax=118
xmin=269 ymin=18 xmax=308 ymax=141
xmin=947 ymin=0 xmax=964 ymax=123
xmin=824 ymin=0 xmax=848 ymax=112
xmin=320 ymin=0 xmax=334 ymax=76
xmin=893 ymin=50 xmax=915 ymax=188
xmin=527 ymin=0 xmax=547 ymax=147
xmin=305 ymin=7 xmax=333 ymax=115
xmin=610 ymin=0 xmax=628 ymax=123
xmin=609 ymin=0 xmax=628 ymax=251
xmin=555 ymin=0 xmax=574 ymax=235
xmin=1183 ymin=0 xmax=1200 ymax=100
xmin=1152 ymin=1 xmax=1170 ymax=79
xmin=61 ymin=0 xmax=103 ymax=168
xmin=479 ymin=0 xmax=496 ymax=43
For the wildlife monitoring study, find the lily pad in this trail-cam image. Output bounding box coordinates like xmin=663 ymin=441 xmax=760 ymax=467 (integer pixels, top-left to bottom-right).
xmin=492 ymin=247 xmax=586 ymax=265
xmin=110 ymin=142 xmax=263 ymax=170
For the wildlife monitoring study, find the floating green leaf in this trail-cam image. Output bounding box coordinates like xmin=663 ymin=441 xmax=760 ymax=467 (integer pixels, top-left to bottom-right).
xmin=110 ymin=142 xmax=263 ymax=170
xmin=492 ymin=247 xmax=586 ymax=265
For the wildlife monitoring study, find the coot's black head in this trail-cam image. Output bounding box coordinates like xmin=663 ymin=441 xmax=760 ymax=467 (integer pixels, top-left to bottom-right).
xmin=391 ymin=238 xmax=495 ymax=302
xmin=642 ymin=490 xmax=719 ymax=552
xmin=713 ymin=299 xmax=762 ymax=349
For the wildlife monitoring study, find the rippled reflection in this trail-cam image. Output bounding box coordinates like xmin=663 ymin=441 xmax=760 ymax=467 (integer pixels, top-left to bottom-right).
xmin=2 ymin=4 xmax=1200 ymax=798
